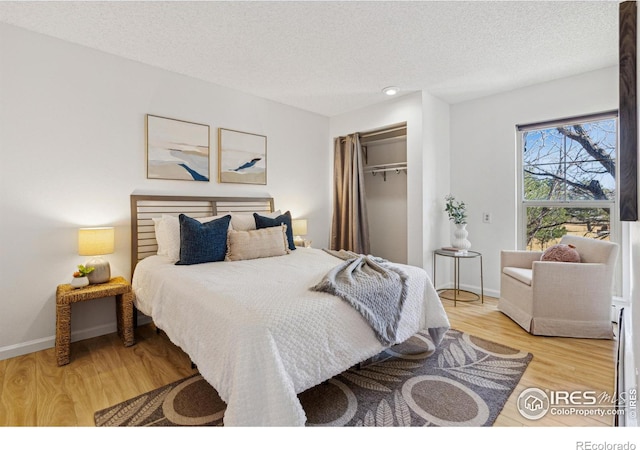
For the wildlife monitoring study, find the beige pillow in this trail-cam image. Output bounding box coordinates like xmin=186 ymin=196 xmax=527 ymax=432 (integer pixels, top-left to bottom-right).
xmin=230 ymin=210 xmax=282 ymax=231
xmin=226 ymin=225 xmax=290 ymax=261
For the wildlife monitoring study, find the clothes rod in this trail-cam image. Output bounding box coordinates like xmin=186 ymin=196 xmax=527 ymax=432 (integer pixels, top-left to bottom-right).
xmin=364 ymin=162 xmax=407 ymax=171
xmin=365 ymin=167 xmax=408 ymax=173
xmin=365 ymin=166 xmax=407 ymax=181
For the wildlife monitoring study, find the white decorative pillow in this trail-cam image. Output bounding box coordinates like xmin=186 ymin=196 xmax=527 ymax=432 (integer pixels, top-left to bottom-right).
xmin=154 ymin=214 xmax=232 ymax=262
xmin=153 ymin=215 xmax=180 ymax=259
xmin=230 ymin=210 xmax=281 ymax=231
xmin=226 ymin=224 xmax=290 ymax=261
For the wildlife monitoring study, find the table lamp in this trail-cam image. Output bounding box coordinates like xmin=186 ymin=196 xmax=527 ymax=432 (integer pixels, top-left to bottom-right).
xmin=292 ymin=219 xmax=308 ymax=247
xmin=78 ymin=227 xmax=115 ymax=284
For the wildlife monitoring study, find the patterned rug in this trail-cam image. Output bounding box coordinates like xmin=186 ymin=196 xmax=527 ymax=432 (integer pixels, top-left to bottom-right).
xmin=95 ymin=329 xmax=532 ymax=427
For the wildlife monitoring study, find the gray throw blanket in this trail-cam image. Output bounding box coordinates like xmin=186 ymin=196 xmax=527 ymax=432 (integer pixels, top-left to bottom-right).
xmin=310 ymin=249 xmax=409 ymax=346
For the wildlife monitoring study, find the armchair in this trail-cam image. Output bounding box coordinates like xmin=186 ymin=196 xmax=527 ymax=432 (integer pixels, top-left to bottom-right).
xmin=498 ymin=235 xmax=618 ymax=339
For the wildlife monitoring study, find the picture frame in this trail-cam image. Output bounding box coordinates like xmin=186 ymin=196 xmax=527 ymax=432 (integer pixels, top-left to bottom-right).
xmin=146 ymin=114 xmax=210 ymax=181
xmin=218 ymin=128 xmax=267 ymax=185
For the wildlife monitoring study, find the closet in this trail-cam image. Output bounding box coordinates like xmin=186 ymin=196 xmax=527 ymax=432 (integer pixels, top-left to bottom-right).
xmin=361 ymin=123 xmax=408 ymax=264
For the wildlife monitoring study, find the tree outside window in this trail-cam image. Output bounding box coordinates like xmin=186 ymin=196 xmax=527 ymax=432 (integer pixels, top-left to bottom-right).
xmin=520 ymin=114 xmax=617 ymax=250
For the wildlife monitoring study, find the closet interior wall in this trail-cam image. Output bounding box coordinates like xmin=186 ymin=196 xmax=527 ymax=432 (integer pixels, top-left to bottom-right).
xmin=362 ymin=125 xmax=408 ymax=264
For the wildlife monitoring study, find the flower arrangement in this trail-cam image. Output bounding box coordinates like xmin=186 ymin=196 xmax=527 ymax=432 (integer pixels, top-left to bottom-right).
xmin=73 ymin=264 xmax=94 ymax=278
xmin=445 ymin=194 xmax=467 ymax=225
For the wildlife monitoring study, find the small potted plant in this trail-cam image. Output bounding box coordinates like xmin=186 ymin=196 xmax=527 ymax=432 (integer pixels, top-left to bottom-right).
xmin=70 ymin=264 xmax=94 ymax=289
xmin=445 ymin=194 xmax=467 ymax=225
xmin=444 ymin=194 xmax=471 ymax=250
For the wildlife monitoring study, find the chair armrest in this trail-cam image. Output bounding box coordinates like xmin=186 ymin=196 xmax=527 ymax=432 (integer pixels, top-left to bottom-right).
xmin=532 ymin=261 xmax=608 ymax=284
xmin=500 ymin=250 xmax=543 ymax=270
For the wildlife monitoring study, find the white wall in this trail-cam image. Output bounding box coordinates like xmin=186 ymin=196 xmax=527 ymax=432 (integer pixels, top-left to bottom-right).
xmin=0 ymin=23 xmax=330 ymax=359
xmin=329 ymin=91 xmax=450 ymax=276
xmin=423 ymin=91 xmax=452 ymax=285
xmin=449 ymin=66 xmax=619 ymax=296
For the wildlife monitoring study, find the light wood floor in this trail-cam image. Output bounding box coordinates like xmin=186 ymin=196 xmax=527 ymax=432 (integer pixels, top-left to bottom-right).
xmin=444 ymin=297 xmax=617 ymax=427
xmin=0 ymin=297 xmax=617 ymax=427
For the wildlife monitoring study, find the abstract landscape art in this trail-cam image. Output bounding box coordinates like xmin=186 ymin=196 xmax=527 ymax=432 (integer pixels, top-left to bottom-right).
xmin=146 ymin=114 xmax=210 ymax=181
xmin=218 ymin=128 xmax=267 ymax=185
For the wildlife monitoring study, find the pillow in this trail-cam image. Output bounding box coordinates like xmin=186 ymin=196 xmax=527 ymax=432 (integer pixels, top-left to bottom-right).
xmin=230 ymin=210 xmax=281 ymax=231
xmin=153 ymin=215 xmax=180 ymax=259
xmin=541 ymin=243 xmax=581 ymax=263
xmin=154 ymin=214 xmax=232 ymax=262
xmin=254 ymin=211 xmax=296 ymax=250
xmin=175 ymin=214 xmax=232 ymax=265
xmin=226 ymin=225 xmax=290 ymax=261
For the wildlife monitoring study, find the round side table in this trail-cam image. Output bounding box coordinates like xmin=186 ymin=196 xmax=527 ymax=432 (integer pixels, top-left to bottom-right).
xmin=433 ymin=249 xmax=484 ymax=306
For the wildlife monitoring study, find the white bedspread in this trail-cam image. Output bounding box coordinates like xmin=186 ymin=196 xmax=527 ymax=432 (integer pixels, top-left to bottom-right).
xmin=132 ymin=248 xmax=450 ymax=426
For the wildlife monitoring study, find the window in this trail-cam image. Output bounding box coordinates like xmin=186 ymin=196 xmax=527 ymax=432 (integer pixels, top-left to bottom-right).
xmin=517 ymin=112 xmax=618 ymax=251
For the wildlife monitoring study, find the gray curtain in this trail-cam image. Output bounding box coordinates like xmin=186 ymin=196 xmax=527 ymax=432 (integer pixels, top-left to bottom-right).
xmin=330 ymin=133 xmax=370 ymax=254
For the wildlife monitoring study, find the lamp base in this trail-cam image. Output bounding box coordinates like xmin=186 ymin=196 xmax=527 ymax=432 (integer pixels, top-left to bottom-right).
xmin=294 ymin=237 xmax=311 ymax=248
xmin=86 ymin=257 xmax=111 ymax=284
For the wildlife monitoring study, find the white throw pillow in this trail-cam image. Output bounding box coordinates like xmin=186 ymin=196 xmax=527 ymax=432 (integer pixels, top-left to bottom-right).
xmin=226 ymin=225 xmax=290 ymax=261
xmin=153 ymin=215 xmax=180 ymax=259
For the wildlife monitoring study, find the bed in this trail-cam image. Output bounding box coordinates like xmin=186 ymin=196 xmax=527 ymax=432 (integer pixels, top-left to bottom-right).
xmin=130 ymin=194 xmax=450 ymax=426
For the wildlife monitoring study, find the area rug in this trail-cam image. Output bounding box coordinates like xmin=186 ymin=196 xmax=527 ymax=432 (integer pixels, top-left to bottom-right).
xmin=95 ymin=329 xmax=532 ymax=427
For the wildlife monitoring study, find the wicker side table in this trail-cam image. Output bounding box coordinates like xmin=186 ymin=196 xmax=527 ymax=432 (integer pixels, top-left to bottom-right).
xmin=55 ymin=276 xmax=135 ymax=366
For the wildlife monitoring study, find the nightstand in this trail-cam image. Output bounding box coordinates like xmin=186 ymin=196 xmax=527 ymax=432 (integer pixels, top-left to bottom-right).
xmin=55 ymin=276 xmax=135 ymax=366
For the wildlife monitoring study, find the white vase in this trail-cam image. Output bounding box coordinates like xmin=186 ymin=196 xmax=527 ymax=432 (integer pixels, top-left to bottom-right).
xmin=452 ymin=223 xmax=471 ymax=250
xmin=70 ymin=276 xmax=89 ymax=289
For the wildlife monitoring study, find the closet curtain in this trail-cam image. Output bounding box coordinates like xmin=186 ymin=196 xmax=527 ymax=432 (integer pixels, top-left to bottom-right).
xmin=330 ymin=133 xmax=370 ymax=254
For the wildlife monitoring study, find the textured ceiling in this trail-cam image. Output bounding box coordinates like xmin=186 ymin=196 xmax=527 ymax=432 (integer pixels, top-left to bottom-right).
xmin=0 ymin=1 xmax=620 ymax=117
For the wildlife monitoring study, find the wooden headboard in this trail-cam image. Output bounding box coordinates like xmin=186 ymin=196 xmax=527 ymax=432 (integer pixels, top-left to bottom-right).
xmin=130 ymin=194 xmax=275 ymax=274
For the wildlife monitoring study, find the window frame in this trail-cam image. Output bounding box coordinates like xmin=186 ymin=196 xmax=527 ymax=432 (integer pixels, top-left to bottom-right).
xmin=516 ymin=110 xmax=620 ymax=251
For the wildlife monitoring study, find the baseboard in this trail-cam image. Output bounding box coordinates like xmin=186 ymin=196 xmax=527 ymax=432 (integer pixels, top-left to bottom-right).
xmin=0 ymin=335 xmax=55 ymax=361
xmin=456 ymin=282 xmax=500 ymax=300
xmin=0 ymin=313 xmax=151 ymax=361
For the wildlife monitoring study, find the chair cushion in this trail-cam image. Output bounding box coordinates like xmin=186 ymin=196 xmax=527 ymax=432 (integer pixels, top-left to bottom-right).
xmin=502 ymin=267 xmax=533 ymax=286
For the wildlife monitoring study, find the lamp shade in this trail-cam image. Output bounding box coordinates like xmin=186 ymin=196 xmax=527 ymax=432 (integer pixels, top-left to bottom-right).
xmin=78 ymin=227 xmax=115 ymax=256
xmin=292 ymin=219 xmax=308 ymax=236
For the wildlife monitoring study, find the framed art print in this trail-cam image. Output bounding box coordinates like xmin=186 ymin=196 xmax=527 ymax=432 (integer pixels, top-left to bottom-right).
xmin=146 ymin=114 xmax=210 ymax=181
xmin=218 ymin=128 xmax=267 ymax=185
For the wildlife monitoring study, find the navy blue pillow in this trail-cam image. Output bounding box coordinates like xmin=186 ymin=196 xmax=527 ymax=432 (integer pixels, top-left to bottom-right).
xmin=176 ymin=214 xmax=232 ymax=265
xmin=254 ymin=211 xmax=296 ymax=251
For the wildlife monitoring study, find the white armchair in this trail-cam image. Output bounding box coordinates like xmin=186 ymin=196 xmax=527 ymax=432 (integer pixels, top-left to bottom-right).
xmin=498 ymin=235 xmax=618 ymax=339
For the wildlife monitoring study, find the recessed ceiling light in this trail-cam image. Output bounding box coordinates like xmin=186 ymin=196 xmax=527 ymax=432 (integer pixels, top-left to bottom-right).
xmin=382 ymin=86 xmax=399 ymax=96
